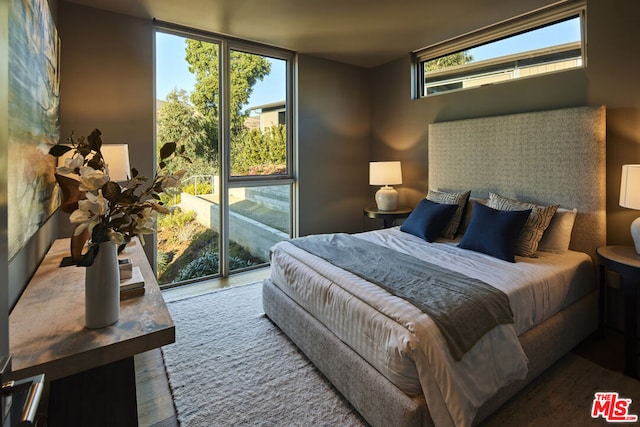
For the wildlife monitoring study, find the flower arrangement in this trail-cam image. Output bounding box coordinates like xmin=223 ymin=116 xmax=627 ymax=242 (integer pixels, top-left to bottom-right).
xmin=49 ymin=129 xmax=188 ymax=266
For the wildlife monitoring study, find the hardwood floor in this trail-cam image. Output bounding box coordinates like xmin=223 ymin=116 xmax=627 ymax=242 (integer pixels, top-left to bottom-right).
xmin=135 ymin=268 xmax=270 ymax=427
xmin=135 ymin=269 xmax=633 ymax=426
xmin=136 ymin=350 xmax=178 ymax=427
xmin=573 ymin=326 xmax=629 ymax=374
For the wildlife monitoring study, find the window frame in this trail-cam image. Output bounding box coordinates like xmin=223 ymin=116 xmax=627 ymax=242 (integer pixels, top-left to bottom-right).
xmin=153 ymin=21 xmax=297 ymax=280
xmin=412 ymin=0 xmax=586 ymax=98
xmin=154 ymin=20 xmax=295 ymax=185
xmin=225 ymin=42 xmax=295 ymax=184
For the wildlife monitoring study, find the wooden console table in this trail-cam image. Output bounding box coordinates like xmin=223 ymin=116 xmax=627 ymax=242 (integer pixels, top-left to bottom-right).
xmin=8 ymin=238 xmax=175 ymax=426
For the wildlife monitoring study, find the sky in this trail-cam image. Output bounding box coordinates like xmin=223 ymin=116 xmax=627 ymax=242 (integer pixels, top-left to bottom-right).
xmin=469 ymin=18 xmax=581 ymax=62
xmin=155 ymin=32 xmax=286 ymax=111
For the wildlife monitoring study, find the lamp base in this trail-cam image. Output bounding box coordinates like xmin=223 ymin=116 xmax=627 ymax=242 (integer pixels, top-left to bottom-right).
xmin=631 ymin=217 xmax=640 ymax=254
xmin=375 ymin=186 xmax=399 ymax=211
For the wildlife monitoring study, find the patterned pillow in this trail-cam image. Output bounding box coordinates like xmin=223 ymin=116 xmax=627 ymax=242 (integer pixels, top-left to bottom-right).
xmin=426 ymin=189 xmax=471 ymax=239
xmin=487 ymin=192 xmax=558 ymax=257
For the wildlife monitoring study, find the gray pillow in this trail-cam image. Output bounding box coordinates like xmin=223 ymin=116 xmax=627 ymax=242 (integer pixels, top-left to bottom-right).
xmin=426 ymin=189 xmax=471 ymax=239
xmin=538 ymin=208 xmax=577 ymax=253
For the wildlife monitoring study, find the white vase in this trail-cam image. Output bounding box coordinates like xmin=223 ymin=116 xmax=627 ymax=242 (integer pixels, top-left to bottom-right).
xmin=85 ymin=241 xmax=120 ymax=329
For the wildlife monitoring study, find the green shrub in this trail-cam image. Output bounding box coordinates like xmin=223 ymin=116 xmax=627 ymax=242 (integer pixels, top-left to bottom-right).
xmin=157 ymin=210 xmax=197 ymax=228
xmin=176 ymin=251 xmax=220 ymax=281
xmin=156 ymin=250 xmax=174 ymax=277
xmin=174 ymin=249 xmax=260 ymax=282
xmin=182 ymin=181 xmax=213 ymax=195
xmin=159 ymin=192 xmax=179 ymax=207
xmin=157 ymin=219 xmax=264 ymax=284
xmin=229 ymin=256 xmax=256 ymax=270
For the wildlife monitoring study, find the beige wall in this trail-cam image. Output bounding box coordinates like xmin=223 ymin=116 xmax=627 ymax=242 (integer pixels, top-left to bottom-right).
xmin=57 ymin=1 xmax=156 ymax=261
xmin=370 ymin=0 xmax=640 ymax=247
xmin=297 ymin=54 xmax=371 ymax=236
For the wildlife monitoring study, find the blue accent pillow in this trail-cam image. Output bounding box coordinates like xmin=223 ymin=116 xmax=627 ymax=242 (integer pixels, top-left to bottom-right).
xmin=400 ymin=199 xmax=458 ymax=242
xmin=458 ymin=202 xmax=531 ymax=262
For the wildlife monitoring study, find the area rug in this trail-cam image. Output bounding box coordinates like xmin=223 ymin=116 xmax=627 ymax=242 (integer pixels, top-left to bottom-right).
xmin=481 ymin=353 xmax=640 ymax=426
xmin=162 ymin=282 xmax=366 ymax=426
xmin=162 ymin=282 xmax=640 ymax=426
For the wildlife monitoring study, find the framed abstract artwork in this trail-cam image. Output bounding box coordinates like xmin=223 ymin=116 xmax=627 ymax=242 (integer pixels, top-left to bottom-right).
xmin=7 ymin=0 xmax=60 ymax=260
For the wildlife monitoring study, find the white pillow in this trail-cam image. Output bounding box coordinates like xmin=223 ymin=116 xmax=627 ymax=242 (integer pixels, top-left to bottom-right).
xmin=538 ymin=208 xmax=578 ymax=253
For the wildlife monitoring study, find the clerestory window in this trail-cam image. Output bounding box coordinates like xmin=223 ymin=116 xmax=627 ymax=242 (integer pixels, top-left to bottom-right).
xmin=413 ymin=0 xmax=586 ymax=97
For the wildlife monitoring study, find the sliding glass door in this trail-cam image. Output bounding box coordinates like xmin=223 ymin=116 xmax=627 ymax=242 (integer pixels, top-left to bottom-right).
xmin=155 ymin=27 xmax=294 ymax=288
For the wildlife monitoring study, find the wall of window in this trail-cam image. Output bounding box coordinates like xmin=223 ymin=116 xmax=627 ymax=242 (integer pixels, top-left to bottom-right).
xmin=155 ymin=22 xmax=295 ymax=287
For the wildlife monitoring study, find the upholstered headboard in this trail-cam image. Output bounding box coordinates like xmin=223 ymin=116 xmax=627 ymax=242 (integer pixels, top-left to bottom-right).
xmin=428 ymin=105 xmax=606 ymax=259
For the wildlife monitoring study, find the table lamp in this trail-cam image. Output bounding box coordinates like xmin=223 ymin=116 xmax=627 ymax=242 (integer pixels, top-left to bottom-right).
xmin=57 ymin=143 xmax=131 ymax=182
xmin=369 ymin=161 xmax=402 ymax=211
xmin=101 ymin=144 xmax=131 ymax=182
xmin=619 ymin=164 xmax=640 ymax=254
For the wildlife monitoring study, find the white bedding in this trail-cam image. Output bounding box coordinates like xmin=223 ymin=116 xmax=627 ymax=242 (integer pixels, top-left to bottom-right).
xmin=268 ymin=227 xmax=595 ymax=427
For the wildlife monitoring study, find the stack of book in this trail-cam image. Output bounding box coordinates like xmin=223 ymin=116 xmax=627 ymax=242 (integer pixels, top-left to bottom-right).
xmin=119 ymin=259 xmax=145 ymax=300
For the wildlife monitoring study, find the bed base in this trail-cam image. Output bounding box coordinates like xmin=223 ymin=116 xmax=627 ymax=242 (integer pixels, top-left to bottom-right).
xmin=262 ymin=278 xmax=599 ymax=427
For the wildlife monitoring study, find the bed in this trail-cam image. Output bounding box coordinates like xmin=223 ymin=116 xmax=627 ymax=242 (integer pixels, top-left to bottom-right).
xmin=263 ymin=105 xmax=606 ymax=427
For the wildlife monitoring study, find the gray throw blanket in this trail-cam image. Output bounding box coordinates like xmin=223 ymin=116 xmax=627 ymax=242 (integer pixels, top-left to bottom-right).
xmin=289 ymin=233 xmax=514 ymax=361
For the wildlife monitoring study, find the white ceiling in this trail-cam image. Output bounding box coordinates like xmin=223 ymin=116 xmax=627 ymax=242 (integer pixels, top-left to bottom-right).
xmin=63 ymin=0 xmax=559 ymax=68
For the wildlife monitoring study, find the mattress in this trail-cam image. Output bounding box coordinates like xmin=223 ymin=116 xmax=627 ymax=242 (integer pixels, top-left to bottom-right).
xmin=268 ymin=227 xmax=595 ymax=426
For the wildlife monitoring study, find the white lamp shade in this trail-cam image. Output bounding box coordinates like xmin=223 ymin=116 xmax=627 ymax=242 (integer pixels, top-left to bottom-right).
xmin=57 ymin=143 xmax=131 ymax=182
xmin=101 ymin=144 xmax=131 ymax=182
xmin=620 ymin=164 xmax=640 ymax=210
xmin=369 ymin=161 xmax=402 ymax=186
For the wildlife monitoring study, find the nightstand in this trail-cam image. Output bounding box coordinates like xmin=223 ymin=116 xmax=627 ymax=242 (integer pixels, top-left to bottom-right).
xmin=596 ymin=245 xmax=640 ymax=378
xmin=363 ymin=206 xmax=412 ymax=229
